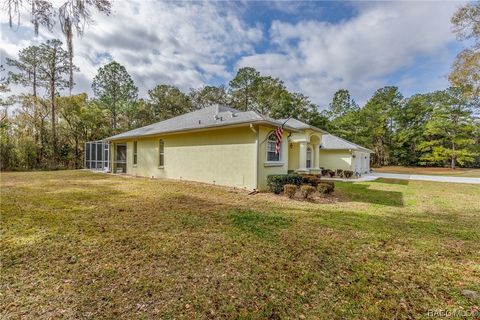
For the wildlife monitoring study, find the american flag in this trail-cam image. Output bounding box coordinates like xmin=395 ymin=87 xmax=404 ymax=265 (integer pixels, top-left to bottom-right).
xmin=274 ymin=125 xmax=284 ymax=155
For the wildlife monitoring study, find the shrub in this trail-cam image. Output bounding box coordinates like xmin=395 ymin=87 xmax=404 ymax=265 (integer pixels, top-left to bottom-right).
xmin=316 ymin=183 xmax=329 ymax=194
xmin=267 ymin=174 xmax=303 ymax=194
xmin=321 ymin=169 xmax=330 ymax=176
xmin=300 ymin=174 xmax=314 ymax=184
xmin=300 ymin=175 xmax=322 ymax=187
xmin=300 ymin=185 xmax=316 ymax=199
xmin=343 ymin=170 xmax=353 ymax=178
xmin=328 ymin=170 xmax=335 ymax=178
xmin=322 ymin=180 xmax=335 ymax=189
xmin=317 ymin=182 xmax=335 ymax=194
xmin=308 ymin=177 xmax=322 ymax=187
xmin=283 ymin=184 xmax=297 ymax=198
xmin=336 ymin=169 xmax=343 ymax=176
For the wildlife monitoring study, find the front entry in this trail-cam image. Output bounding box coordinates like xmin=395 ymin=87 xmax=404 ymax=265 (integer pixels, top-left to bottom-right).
xmin=288 ymin=134 xmax=322 ymax=174
xmin=115 ymin=143 xmax=127 ymax=173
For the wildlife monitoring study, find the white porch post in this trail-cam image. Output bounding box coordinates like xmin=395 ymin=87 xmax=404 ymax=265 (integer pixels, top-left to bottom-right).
xmin=299 ymin=141 xmax=308 ymax=171
xmin=313 ymin=144 xmax=320 ymax=169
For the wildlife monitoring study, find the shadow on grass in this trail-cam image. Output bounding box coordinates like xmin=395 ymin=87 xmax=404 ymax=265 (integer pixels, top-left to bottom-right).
xmin=336 ymin=181 xmax=405 ymax=207
xmin=375 ymin=178 xmax=410 ymax=186
xmin=310 ymin=209 xmax=478 ymax=242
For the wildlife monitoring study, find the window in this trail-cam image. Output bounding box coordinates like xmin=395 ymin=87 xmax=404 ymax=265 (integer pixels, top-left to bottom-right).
xmin=266 ymin=133 xmax=281 ymax=162
xmin=158 ymin=139 xmax=164 ymax=167
xmin=133 ymin=141 xmax=137 ymax=165
xmin=306 ymin=147 xmax=312 ymax=168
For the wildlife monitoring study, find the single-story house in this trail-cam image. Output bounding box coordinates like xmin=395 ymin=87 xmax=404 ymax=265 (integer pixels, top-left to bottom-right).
xmin=93 ymin=105 xmax=372 ymax=190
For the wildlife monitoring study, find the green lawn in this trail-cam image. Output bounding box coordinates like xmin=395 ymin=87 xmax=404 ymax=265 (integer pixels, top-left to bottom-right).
xmin=1 ymin=171 xmax=479 ymax=319
xmin=374 ymin=166 xmax=480 ymax=177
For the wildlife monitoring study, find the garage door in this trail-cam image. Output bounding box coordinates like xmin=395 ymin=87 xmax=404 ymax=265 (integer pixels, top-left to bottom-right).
xmin=354 ymin=151 xmax=369 ymax=174
xmin=360 ymin=152 xmax=369 ymax=174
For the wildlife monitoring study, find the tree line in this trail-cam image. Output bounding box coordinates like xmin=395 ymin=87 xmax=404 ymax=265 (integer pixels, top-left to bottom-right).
xmin=1 ymin=2 xmax=478 ymax=171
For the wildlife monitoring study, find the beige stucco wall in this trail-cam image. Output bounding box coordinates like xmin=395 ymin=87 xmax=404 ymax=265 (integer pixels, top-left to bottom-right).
xmin=318 ymin=149 xmax=352 ymax=171
xmin=109 ymin=124 xmax=330 ymax=191
xmin=256 ymin=125 xmax=289 ymax=190
xmin=288 ymin=143 xmax=299 ymax=172
xmin=114 ymin=126 xmax=258 ymax=190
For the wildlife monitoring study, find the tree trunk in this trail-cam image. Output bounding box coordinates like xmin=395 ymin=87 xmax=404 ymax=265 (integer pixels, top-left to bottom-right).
xmin=244 ymin=87 xmax=248 ymax=111
xmin=451 ymin=141 xmax=456 ymax=170
xmin=112 ymin=73 xmax=117 ymax=132
xmin=51 ymin=80 xmax=56 ymax=165
xmin=33 ymin=68 xmax=41 ymax=167
xmin=75 ymin=137 xmax=79 ymax=169
xmin=112 ymin=96 xmax=117 ymax=131
xmin=50 ymin=48 xmax=58 ymax=166
xmin=39 ymin=117 xmax=45 ymax=166
xmin=67 ymin=27 xmax=73 ymax=96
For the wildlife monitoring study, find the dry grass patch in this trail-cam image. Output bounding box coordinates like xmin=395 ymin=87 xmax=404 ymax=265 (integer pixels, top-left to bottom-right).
xmin=1 ymin=171 xmax=479 ymax=319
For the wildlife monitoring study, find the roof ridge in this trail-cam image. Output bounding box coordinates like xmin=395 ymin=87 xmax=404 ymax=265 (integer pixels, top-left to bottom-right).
xmin=106 ymin=105 xmax=300 ymax=140
xmin=280 ymin=117 xmax=327 ymax=133
xmin=323 ymin=134 xmax=374 ymax=153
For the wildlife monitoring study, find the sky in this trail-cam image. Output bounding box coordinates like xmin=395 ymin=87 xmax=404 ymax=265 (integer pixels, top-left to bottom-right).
xmin=0 ymin=0 xmax=467 ymax=108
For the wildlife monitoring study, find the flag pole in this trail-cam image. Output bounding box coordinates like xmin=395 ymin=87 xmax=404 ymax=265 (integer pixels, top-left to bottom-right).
xmin=260 ymin=117 xmax=291 ymax=145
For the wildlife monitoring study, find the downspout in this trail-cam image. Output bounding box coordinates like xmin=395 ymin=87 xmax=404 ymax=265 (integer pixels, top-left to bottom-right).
xmin=350 ymin=149 xmax=354 ymax=171
xmin=110 ymin=141 xmax=114 ymax=173
xmin=108 ymin=141 xmax=112 ymax=173
xmin=250 ymin=124 xmax=259 ymax=191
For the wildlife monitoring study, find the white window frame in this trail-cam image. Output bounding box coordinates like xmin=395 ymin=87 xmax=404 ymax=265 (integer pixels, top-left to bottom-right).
xmin=265 ymin=133 xmax=282 ymax=163
xmin=133 ymin=141 xmax=138 ymax=166
xmin=158 ymin=139 xmax=164 ymax=168
xmin=306 ymin=146 xmax=312 ymax=168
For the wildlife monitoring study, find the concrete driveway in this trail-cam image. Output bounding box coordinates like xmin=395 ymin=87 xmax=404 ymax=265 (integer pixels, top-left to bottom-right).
xmin=372 ymin=172 xmax=480 ymax=184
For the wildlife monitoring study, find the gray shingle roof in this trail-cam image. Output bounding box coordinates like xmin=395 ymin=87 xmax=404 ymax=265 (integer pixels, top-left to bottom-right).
xmin=106 ymin=105 xmax=373 ymax=154
xmin=281 ymin=118 xmax=372 ymax=153
xmin=280 ymin=118 xmax=327 ymax=133
xmin=106 ymin=105 xmax=298 ymax=140
xmin=321 ymin=134 xmax=374 ymax=153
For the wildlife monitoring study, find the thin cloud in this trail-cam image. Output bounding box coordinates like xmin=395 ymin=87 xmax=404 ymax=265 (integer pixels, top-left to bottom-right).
xmin=239 ymin=1 xmax=462 ymax=105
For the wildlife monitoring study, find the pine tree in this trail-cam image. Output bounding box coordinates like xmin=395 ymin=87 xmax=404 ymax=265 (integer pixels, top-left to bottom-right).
xmin=418 ymin=88 xmax=477 ymax=169
xmin=92 ymin=61 xmax=138 ymax=132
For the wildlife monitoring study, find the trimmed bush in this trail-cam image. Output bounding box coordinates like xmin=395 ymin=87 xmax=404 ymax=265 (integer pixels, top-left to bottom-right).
xmin=343 ymin=170 xmax=354 ymax=178
xmin=336 ymin=169 xmax=343 ymax=176
xmin=316 ymin=183 xmax=329 ymax=194
xmin=328 ymin=170 xmax=335 ymax=178
xmin=300 ymin=185 xmax=316 ymax=199
xmin=300 ymin=174 xmax=314 ymax=183
xmin=267 ymin=174 xmax=303 ymax=194
xmin=321 ymin=169 xmax=330 ymax=176
xmin=308 ymin=177 xmax=322 ymax=187
xmin=323 ymin=180 xmax=335 ymax=189
xmin=317 ymin=182 xmax=335 ymax=194
xmin=283 ymin=184 xmax=297 ymax=198
xmin=300 ymin=175 xmax=322 ymax=187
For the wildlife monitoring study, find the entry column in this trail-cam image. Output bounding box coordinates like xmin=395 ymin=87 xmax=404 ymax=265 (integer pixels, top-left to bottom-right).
xmin=313 ymin=144 xmax=320 ymax=169
xmin=299 ymin=141 xmax=308 ymax=171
